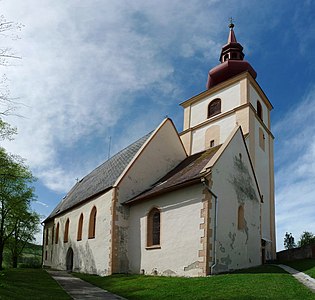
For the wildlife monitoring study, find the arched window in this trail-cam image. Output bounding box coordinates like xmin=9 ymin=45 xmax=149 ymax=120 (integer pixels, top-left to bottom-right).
xmin=238 ymin=205 xmax=245 ymax=230
xmin=257 ymin=101 xmax=263 ymax=121
xmin=208 ymin=98 xmax=221 ymax=118
xmin=77 ymin=213 xmax=83 ymax=241
xmin=52 ymin=226 xmax=54 ymax=245
xmin=55 ymin=222 xmax=59 ymax=244
xmin=88 ymin=207 xmax=97 ymax=239
xmin=45 ymin=228 xmax=49 ymax=245
xmin=147 ymin=208 xmax=161 ymax=247
xmin=64 ymin=219 xmax=70 ymax=243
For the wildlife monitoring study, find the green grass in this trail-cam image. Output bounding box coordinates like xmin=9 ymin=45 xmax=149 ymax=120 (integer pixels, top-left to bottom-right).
xmin=0 ymin=268 xmax=71 ymax=299
xmin=74 ymin=265 xmax=315 ymax=300
xmin=281 ymin=258 xmax=315 ymax=279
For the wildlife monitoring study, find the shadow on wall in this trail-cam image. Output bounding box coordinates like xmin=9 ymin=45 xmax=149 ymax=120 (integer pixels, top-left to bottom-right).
xmin=129 ymin=215 xmax=142 ymax=274
xmin=64 ymin=241 xmax=99 ymax=275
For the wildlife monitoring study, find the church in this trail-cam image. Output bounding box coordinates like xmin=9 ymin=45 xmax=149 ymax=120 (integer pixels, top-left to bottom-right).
xmin=43 ymin=22 xmax=276 ymax=277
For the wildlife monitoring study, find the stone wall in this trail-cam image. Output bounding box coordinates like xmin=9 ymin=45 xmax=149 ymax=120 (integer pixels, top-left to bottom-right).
xmin=277 ymin=244 xmax=315 ymax=261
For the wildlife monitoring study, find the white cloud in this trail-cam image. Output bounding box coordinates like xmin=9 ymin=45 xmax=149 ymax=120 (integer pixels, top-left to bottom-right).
xmin=0 ymin=0 xmax=229 ymax=193
xmin=274 ymin=87 xmax=315 ymax=250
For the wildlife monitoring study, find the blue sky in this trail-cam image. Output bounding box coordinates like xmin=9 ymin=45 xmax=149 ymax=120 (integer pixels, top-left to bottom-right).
xmin=1 ymin=0 xmax=315 ymax=250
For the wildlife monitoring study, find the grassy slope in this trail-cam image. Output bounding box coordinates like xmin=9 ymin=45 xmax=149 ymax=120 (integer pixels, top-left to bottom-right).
xmin=75 ymin=265 xmax=315 ymax=300
xmin=0 ymin=269 xmax=71 ymax=300
xmin=282 ymin=258 xmax=315 ymax=279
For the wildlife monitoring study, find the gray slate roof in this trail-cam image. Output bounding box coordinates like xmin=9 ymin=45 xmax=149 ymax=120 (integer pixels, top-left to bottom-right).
xmin=126 ymin=145 xmax=221 ymax=204
xmin=45 ymin=132 xmax=152 ymax=222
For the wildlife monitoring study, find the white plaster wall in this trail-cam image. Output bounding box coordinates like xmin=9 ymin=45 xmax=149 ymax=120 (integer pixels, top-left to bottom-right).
xmin=191 ymin=114 xmax=236 ymax=154
xmin=254 ymin=122 xmax=271 ymax=252
xmin=44 ymin=190 xmax=113 ymax=276
xmin=118 ymin=119 xmax=187 ymax=203
xmin=190 ymin=82 xmax=240 ymax=128
xmin=211 ymin=129 xmax=261 ymax=273
xmin=43 ymin=221 xmax=54 ymax=267
xmin=249 ymin=83 xmax=268 ymax=126
xmin=128 ymin=185 xmax=204 ymax=277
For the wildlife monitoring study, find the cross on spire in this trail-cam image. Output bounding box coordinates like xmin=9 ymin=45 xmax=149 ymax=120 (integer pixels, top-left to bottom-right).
xmin=229 ymin=17 xmax=234 ymax=28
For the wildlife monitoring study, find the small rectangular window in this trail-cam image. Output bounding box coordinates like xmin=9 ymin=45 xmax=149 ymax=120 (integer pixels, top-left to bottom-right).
xmin=210 ymin=140 xmax=215 ymax=148
xmin=259 ymin=128 xmax=265 ymax=151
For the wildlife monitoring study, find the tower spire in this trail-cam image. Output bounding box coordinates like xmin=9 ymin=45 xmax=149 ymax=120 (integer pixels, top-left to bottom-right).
xmin=219 ymin=21 xmax=244 ymax=63
xmin=206 ymin=21 xmax=257 ymax=89
xmin=227 ymin=18 xmax=237 ymax=43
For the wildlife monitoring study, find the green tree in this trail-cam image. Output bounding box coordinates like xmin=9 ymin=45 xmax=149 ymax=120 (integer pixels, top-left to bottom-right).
xmin=0 ymin=147 xmax=36 ymax=269
xmin=7 ymin=210 xmax=40 ymax=268
xmin=0 ymin=119 xmax=16 ymax=140
xmin=284 ymin=232 xmax=296 ymax=249
xmin=298 ymin=231 xmax=315 ymax=247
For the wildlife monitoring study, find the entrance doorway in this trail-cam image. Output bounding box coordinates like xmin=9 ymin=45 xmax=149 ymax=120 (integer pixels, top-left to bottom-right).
xmin=66 ymin=247 xmax=73 ymax=272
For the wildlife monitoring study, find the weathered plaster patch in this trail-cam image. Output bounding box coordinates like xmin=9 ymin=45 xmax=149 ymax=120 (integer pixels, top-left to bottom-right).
xmin=151 ymin=268 xmax=158 ymax=275
xmin=230 ymin=155 xmax=258 ymax=204
xmin=163 ymin=269 xmax=177 ymax=276
xmin=218 ymin=241 xmax=225 ymax=253
xmin=244 ymin=219 xmax=249 ymax=244
xmin=184 ymin=261 xmax=199 ymax=271
xmin=228 ymin=232 xmax=236 ymax=249
xmin=117 ymin=204 xmax=130 ymax=220
xmin=221 ymin=254 xmax=232 ymax=266
xmin=118 ymin=227 xmax=129 ymax=272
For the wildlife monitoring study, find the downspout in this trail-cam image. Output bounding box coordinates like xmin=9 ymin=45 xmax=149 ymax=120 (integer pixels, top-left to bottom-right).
xmin=201 ymin=177 xmax=218 ymax=275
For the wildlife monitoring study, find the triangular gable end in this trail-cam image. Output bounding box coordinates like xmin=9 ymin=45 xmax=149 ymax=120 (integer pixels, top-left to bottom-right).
xmin=201 ymin=126 xmax=262 ymax=200
xmin=114 ymin=118 xmax=188 ymax=203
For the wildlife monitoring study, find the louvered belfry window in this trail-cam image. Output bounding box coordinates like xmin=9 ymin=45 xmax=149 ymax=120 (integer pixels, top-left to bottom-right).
xmin=208 ymin=98 xmax=221 ymax=118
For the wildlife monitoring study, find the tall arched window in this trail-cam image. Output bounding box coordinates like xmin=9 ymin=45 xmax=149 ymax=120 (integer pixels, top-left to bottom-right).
xmin=208 ymin=98 xmax=221 ymax=118
xmin=64 ymin=219 xmax=70 ymax=243
xmin=52 ymin=226 xmax=54 ymax=245
xmin=77 ymin=213 xmax=83 ymax=241
xmin=55 ymin=222 xmax=59 ymax=244
xmin=147 ymin=208 xmax=161 ymax=247
xmin=88 ymin=207 xmax=97 ymax=239
xmin=238 ymin=205 xmax=245 ymax=230
xmin=257 ymin=101 xmax=263 ymax=121
xmin=45 ymin=228 xmax=49 ymax=245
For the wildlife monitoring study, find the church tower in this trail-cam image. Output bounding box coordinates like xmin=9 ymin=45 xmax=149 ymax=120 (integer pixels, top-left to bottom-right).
xmin=180 ymin=22 xmax=276 ymax=260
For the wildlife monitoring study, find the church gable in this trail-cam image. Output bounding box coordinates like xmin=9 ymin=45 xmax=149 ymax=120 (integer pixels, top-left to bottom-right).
xmin=209 ymin=127 xmax=262 ymax=273
xmin=115 ymin=118 xmax=187 ymax=203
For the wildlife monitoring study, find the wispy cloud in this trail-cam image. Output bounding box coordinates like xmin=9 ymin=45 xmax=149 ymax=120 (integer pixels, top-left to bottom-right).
xmin=274 ymin=86 xmax=315 ymax=250
xmin=0 ymin=0 xmax=228 ymax=193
